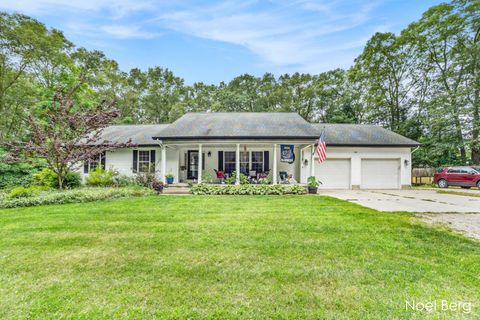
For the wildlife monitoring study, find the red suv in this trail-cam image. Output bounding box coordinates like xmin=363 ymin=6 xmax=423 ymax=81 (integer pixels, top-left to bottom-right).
xmin=434 ymin=167 xmax=480 ymax=189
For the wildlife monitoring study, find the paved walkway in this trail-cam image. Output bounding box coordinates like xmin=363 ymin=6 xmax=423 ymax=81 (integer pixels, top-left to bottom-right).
xmin=321 ymin=189 xmax=480 ymax=213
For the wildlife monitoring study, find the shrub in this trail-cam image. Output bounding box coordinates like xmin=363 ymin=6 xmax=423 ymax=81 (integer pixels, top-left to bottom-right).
xmin=64 ymin=171 xmax=82 ymax=188
xmin=33 ymin=168 xmax=81 ymax=189
xmin=225 ymin=171 xmax=249 ymax=185
xmin=190 ymin=184 xmax=307 ymax=195
xmin=8 ymin=186 xmax=49 ymax=198
xmin=134 ymin=171 xmax=156 ymax=188
xmin=0 ymin=187 xmax=155 ymax=209
xmin=113 ymin=175 xmax=138 ymax=187
xmin=151 ymin=179 xmax=165 ymax=193
xmin=0 ymin=149 xmax=44 ymax=189
xmin=86 ymin=167 xmax=117 ymax=187
xmin=201 ymin=173 xmax=213 ymax=184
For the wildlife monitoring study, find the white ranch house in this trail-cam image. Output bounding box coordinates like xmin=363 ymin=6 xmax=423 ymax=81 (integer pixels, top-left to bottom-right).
xmin=79 ymin=112 xmax=420 ymax=189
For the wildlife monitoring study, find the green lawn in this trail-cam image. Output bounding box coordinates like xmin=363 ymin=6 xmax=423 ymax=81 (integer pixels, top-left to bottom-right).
xmin=0 ymin=196 xmax=479 ymax=319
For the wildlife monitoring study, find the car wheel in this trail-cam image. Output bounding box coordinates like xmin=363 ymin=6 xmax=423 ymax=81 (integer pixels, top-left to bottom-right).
xmin=438 ymin=179 xmax=448 ymax=188
xmin=477 ymin=181 xmax=480 ymax=189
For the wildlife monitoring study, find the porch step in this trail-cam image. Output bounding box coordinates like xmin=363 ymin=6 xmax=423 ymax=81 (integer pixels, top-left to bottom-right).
xmin=167 ymin=183 xmax=190 ymax=187
xmin=163 ymin=185 xmax=191 ymax=195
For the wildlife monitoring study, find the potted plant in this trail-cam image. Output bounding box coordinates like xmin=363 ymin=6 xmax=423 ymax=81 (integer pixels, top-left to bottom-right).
xmin=307 ymin=176 xmax=320 ymax=194
xmin=165 ymin=174 xmax=174 ymax=184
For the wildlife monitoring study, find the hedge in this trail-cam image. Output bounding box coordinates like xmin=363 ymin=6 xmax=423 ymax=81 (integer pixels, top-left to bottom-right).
xmin=0 ymin=187 xmax=155 ymax=209
xmin=190 ymin=184 xmax=307 ymax=195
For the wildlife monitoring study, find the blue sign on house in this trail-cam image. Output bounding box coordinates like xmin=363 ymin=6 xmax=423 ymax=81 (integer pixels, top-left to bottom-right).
xmin=280 ymin=145 xmax=295 ymax=164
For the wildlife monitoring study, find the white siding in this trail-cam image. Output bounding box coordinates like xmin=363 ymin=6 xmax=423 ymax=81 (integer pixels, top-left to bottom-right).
xmin=301 ymin=146 xmax=412 ymax=189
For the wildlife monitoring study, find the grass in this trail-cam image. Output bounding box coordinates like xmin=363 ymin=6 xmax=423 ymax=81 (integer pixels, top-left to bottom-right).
xmin=1 ymin=196 xmax=479 ymax=319
xmin=437 ymin=189 xmax=480 ymax=197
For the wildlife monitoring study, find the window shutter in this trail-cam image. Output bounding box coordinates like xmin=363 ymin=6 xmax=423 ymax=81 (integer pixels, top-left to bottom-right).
xmin=150 ymin=150 xmax=156 ymax=171
xmin=202 ymin=153 xmax=205 ymax=170
xmin=263 ymin=151 xmax=269 ymax=172
xmin=83 ymin=161 xmax=89 ymax=174
xmin=101 ymin=152 xmax=106 ymax=169
xmin=133 ymin=150 xmax=138 ymax=173
xmin=218 ymin=151 xmax=223 ymax=171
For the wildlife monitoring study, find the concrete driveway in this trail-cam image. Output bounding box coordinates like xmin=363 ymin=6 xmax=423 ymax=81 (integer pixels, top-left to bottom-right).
xmin=321 ymin=189 xmax=480 ymax=213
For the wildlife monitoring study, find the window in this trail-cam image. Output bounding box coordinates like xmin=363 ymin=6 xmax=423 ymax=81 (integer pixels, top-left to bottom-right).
xmin=448 ymin=168 xmax=460 ymax=173
xmin=223 ymin=151 xmax=266 ymax=175
xmin=84 ymin=152 xmax=105 ymax=173
xmin=240 ymin=151 xmax=249 ymax=175
xmin=251 ymin=151 xmax=264 ymax=173
xmin=224 ymin=151 xmax=236 ymax=174
xmin=138 ymin=150 xmax=152 ymax=173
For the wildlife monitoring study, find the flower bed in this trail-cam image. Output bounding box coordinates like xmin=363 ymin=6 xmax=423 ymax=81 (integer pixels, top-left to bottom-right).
xmin=0 ymin=187 xmax=155 ymax=209
xmin=190 ymin=184 xmax=307 ymax=195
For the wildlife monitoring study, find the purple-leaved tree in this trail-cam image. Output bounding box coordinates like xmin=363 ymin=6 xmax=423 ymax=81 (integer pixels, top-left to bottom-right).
xmin=9 ymin=83 xmax=134 ymax=189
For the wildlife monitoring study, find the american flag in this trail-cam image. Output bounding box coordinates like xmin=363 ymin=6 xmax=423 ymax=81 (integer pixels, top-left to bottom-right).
xmin=316 ymin=131 xmax=327 ymax=163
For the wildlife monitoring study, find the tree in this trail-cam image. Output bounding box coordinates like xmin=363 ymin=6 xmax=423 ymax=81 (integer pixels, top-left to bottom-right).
xmin=9 ymin=82 xmax=133 ymax=189
xmin=0 ymin=12 xmax=72 ymax=143
xmin=350 ymin=32 xmax=419 ymax=134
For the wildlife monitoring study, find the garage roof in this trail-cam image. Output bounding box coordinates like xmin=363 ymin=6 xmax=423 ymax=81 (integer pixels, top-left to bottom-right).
xmin=313 ymin=123 xmax=420 ymax=147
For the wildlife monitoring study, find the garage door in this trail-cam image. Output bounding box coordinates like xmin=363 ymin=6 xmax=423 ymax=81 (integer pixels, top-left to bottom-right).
xmin=361 ymin=159 xmax=400 ymax=189
xmin=315 ymin=159 xmax=351 ymax=189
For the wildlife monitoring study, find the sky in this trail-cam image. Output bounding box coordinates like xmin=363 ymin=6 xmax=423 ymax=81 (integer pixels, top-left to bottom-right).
xmin=0 ymin=0 xmax=442 ymax=84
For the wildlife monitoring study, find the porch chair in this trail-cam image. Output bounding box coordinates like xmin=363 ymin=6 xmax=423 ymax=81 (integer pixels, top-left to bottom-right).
xmin=248 ymin=170 xmax=257 ymax=183
xmin=214 ymin=169 xmax=225 ymax=184
xmin=279 ymin=171 xmax=288 ymax=183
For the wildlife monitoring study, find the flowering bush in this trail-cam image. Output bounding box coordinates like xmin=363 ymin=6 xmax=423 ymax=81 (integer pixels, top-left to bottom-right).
xmin=190 ymin=184 xmax=307 ymax=195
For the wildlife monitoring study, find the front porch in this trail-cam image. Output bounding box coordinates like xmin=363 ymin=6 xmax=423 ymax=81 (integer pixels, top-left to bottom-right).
xmin=158 ymin=141 xmax=317 ymax=185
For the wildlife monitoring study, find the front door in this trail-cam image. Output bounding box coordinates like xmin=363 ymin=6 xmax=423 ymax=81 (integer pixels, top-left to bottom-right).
xmin=187 ymin=150 xmax=199 ymax=180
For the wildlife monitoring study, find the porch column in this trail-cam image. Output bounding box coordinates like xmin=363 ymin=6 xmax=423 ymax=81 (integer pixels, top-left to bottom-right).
xmin=161 ymin=145 xmax=167 ymax=183
xmin=310 ymin=144 xmax=315 ymax=177
xmin=235 ymin=144 xmax=240 ymax=185
xmin=198 ymin=144 xmax=203 ymax=184
xmin=273 ymin=144 xmax=278 ymax=184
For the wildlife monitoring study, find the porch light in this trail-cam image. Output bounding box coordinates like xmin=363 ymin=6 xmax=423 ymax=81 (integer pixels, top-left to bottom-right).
xmin=208 ymin=151 xmax=211 ymax=157
xmin=404 ymin=159 xmax=409 ymax=166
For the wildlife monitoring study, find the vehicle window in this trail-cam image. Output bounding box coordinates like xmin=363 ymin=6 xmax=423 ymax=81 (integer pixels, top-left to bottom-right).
xmin=447 ymin=169 xmax=460 ymax=173
xmin=459 ymin=169 xmax=469 ymax=173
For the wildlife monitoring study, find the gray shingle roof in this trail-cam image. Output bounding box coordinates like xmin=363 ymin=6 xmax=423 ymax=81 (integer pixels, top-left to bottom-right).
xmin=96 ymin=113 xmax=419 ymax=147
xmin=98 ymin=124 xmax=168 ymax=145
xmin=153 ymin=112 xmax=319 ymax=139
xmin=313 ymin=123 xmax=420 ymax=146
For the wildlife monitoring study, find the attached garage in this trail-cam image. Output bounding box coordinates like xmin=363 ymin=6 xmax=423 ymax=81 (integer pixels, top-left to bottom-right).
xmin=315 ymin=159 xmax=351 ymax=189
xmin=361 ymin=159 xmax=400 ymax=189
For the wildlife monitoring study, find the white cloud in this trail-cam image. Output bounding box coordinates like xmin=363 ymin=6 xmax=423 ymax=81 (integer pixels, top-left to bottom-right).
xmin=101 ymin=25 xmax=161 ymax=39
xmin=156 ymin=0 xmax=385 ymax=72
xmin=0 ymin=0 xmax=389 ymax=74
xmin=0 ymin=0 xmax=153 ymax=18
